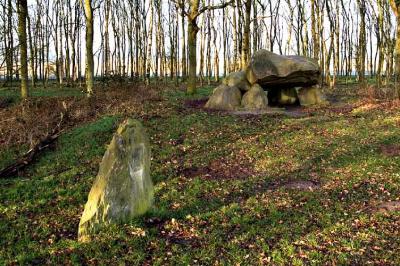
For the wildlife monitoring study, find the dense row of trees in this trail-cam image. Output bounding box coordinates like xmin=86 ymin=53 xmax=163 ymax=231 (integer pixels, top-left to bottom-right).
xmin=1 ymin=0 xmax=400 ymax=97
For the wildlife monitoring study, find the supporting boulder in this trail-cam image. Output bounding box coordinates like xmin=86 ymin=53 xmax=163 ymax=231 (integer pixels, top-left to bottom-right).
xmin=205 ymin=84 xmax=242 ymax=111
xmin=297 ymin=85 xmax=327 ymax=106
xmin=241 ymin=84 xmax=269 ymax=110
xmin=222 ymin=71 xmax=251 ymax=92
xmin=78 ymin=119 xmax=153 ymax=242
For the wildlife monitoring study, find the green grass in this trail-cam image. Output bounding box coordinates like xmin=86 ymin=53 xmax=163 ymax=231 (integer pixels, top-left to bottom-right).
xmin=335 ymin=75 xmax=391 ymax=85
xmin=0 ymin=84 xmax=84 ymax=99
xmin=1 ymin=87 xmax=399 ymax=265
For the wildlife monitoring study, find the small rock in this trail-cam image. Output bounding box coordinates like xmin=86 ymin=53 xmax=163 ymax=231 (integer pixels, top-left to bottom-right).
xmin=283 ymin=181 xmax=319 ymax=191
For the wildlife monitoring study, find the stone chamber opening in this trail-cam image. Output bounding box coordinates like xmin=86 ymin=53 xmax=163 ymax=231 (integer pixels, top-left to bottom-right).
xmin=264 ymin=87 xmax=301 ymax=107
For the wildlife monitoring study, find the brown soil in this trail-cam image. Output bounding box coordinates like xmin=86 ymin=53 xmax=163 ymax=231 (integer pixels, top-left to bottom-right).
xmin=184 ymin=98 xmax=209 ymax=109
xmin=232 ymin=108 xmax=287 ymax=117
xmin=180 ymin=157 xmax=255 ymax=180
xmin=380 ymin=144 xmax=400 ymax=157
xmin=327 ymin=104 xmax=355 ymax=114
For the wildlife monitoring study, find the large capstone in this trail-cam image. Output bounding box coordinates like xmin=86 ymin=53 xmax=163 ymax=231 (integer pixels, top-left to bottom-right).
xmin=246 ymin=50 xmax=320 ymax=88
xmin=78 ymin=119 xmax=153 ymax=242
xmin=241 ymin=84 xmax=269 ymax=110
xmin=205 ymin=84 xmax=242 ymax=111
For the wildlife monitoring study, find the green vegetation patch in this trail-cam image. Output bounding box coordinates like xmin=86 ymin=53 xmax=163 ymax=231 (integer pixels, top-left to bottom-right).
xmin=0 ymin=87 xmax=399 ymax=265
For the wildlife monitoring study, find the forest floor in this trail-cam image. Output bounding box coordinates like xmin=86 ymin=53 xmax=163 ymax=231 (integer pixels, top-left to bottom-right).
xmin=0 ymin=81 xmax=399 ymax=265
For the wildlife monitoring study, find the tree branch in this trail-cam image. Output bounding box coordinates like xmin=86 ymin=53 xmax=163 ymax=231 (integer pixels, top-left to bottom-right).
xmin=196 ymin=0 xmax=234 ymax=19
xmin=0 ymin=105 xmax=68 ymax=179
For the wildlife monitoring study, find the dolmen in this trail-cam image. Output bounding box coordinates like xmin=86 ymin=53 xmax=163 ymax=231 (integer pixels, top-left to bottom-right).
xmin=205 ymin=50 xmax=328 ymax=111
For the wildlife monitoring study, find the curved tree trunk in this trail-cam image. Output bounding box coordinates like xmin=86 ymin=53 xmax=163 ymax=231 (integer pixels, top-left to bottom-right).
xmin=187 ymin=0 xmax=200 ymax=95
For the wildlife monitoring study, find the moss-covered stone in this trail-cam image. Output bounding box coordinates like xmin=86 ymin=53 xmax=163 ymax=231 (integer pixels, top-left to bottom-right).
xmin=222 ymin=71 xmax=251 ymax=92
xmin=297 ymin=85 xmax=328 ymax=106
xmin=78 ymin=119 xmax=153 ymax=242
xmin=241 ymin=84 xmax=269 ymax=110
xmin=205 ymin=85 xmax=242 ymax=111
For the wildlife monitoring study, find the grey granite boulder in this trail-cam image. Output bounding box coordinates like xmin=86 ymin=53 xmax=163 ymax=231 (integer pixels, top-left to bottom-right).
xmin=205 ymin=84 xmax=242 ymax=111
xmin=241 ymin=84 xmax=269 ymax=110
xmin=222 ymin=71 xmax=251 ymax=92
xmin=297 ymin=85 xmax=327 ymax=106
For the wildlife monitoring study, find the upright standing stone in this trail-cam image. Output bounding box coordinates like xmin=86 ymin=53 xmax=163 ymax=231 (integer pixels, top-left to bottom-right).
xmin=78 ymin=119 xmax=153 ymax=242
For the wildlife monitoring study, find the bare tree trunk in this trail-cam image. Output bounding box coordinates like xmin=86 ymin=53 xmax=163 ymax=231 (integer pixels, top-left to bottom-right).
xmin=390 ymin=0 xmax=400 ymax=98
xmin=104 ymin=0 xmax=111 ymax=76
xmin=222 ymin=8 xmax=227 ymax=77
xmin=311 ymin=0 xmax=319 ymax=60
xmin=377 ymin=0 xmax=384 ymax=87
xmin=333 ymin=0 xmax=340 ymax=88
xmin=241 ymin=0 xmax=251 ymax=69
xmin=27 ymin=14 xmax=35 ymax=88
xmin=6 ymin=0 xmax=14 ymax=86
xmin=199 ymin=14 xmax=205 ymax=86
xmin=180 ymin=3 xmax=187 ymax=79
xmin=17 ymin=0 xmax=29 ymax=99
xmin=83 ymin=0 xmax=94 ymax=95
xmin=232 ymin=5 xmax=238 ymax=71
xmin=357 ymin=0 xmax=366 ymax=85
xmin=187 ymin=0 xmax=200 ymax=94
xmin=185 ymin=0 xmax=233 ymax=94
